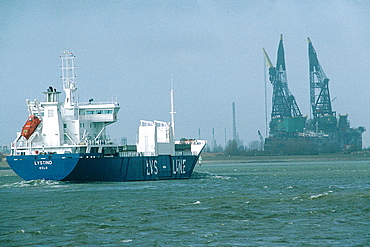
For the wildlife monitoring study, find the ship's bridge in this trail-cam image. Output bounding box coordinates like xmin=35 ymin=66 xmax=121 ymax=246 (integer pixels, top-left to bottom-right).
xmin=79 ymin=102 xmax=120 ymax=123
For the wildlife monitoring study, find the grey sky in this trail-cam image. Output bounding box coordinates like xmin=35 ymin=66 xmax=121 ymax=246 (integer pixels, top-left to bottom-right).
xmin=1 ymin=1 xmax=369 ymax=148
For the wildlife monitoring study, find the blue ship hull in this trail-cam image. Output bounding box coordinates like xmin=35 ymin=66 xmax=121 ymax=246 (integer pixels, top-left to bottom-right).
xmin=6 ymin=154 xmax=199 ymax=182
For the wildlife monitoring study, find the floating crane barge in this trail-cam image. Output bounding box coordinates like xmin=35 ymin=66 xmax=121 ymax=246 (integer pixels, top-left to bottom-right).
xmin=263 ymin=36 xmax=365 ymax=155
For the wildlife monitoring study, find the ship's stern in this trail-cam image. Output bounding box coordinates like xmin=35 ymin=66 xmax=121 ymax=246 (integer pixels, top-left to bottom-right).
xmin=6 ymin=153 xmax=80 ymax=181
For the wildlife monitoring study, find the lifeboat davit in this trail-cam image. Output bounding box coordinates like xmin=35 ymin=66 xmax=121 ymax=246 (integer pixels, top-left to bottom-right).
xmin=21 ymin=115 xmax=41 ymax=140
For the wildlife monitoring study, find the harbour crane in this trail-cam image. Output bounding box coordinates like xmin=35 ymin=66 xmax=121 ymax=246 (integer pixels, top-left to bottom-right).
xmin=308 ymin=38 xmax=337 ymax=131
xmin=263 ymin=35 xmax=306 ymax=137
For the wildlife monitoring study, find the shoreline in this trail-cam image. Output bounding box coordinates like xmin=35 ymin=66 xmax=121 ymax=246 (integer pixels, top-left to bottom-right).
xmin=200 ymin=151 xmax=370 ymax=163
xmin=1 ymin=152 xmax=369 ymax=168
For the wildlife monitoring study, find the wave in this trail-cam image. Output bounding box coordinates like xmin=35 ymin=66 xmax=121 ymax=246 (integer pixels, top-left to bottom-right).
xmin=212 ymin=175 xmax=235 ymax=180
xmin=309 ymin=191 xmax=333 ymax=200
xmin=191 ymin=171 xmax=235 ymax=180
xmin=1 ymin=179 xmax=62 ymax=188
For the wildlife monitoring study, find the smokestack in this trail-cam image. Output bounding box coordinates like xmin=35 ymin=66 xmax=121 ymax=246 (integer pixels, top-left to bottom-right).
xmin=232 ymin=102 xmax=237 ymax=141
xmin=212 ymin=127 xmax=215 ymax=152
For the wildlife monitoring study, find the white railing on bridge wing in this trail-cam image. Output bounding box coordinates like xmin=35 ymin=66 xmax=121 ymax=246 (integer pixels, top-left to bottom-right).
xmin=79 ymin=101 xmax=119 ymax=106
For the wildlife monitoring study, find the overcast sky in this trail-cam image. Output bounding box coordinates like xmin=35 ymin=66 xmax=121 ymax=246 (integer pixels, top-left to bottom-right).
xmin=0 ymin=0 xmax=369 ymax=148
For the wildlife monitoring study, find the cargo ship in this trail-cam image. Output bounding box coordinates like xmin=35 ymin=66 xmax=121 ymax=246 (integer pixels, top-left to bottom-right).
xmin=6 ymin=51 xmax=206 ymax=182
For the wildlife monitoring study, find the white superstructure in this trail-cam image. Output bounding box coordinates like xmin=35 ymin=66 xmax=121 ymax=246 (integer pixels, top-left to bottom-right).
xmin=11 ymin=50 xmax=206 ymax=157
xmin=136 ymin=120 xmax=175 ymax=156
xmin=11 ymin=51 xmax=120 ymax=155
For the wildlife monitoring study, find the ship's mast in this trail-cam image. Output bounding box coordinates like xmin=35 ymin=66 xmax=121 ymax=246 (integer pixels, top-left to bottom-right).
xmin=169 ymin=75 xmax=176 ymax=137
xmin=60 ymin=50 xmax=77 ymax=108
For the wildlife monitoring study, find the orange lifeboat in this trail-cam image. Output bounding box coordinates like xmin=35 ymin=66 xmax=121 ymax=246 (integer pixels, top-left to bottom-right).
xmin=21 ymin=115 xmax=41 ymax=140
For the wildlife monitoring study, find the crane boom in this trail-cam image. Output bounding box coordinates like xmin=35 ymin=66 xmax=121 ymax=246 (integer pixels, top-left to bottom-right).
xmin=308 ymin=37 xmax=336 ymax=131
xmin=264 ymin=35 xmax=302 ymax=119
xmin=263 ymin=48 xmax=274 ymax=68
xmin=263 ymin=35 xmax=306 ymax=138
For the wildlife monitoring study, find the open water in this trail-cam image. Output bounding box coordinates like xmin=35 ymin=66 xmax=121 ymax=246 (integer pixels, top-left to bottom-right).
xmin=1 ymin=160 xmax=369 ymax=246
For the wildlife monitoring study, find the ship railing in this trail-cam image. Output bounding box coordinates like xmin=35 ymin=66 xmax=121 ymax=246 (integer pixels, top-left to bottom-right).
xmin=13 ymin=141 xmax=26 ymax=148
xmin=119 ymin=152 xmax=139 ymax=157
xmin=141 ymin=151 xmax=156 ymax=156
xmin=63 ymin=115 xmax=79 ymax=121
xmin=85 ymin=139 xmax=113 ymax=145
xmin=175 ymin=151 xmax=193 ymax=156
xmin=79 ymin=101 xmax=119 ymax=106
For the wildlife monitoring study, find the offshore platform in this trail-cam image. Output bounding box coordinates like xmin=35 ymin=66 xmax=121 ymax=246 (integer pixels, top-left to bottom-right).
xmin=263 ymin=35 xmax=365 ymax=155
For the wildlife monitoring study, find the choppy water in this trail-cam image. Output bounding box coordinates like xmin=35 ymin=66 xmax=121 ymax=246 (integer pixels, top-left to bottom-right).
xmin=1 ymin=160 xmax=369 ymax=246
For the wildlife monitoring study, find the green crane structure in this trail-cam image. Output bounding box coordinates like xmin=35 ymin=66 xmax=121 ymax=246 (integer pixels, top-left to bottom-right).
xmin=308 ymin=38 xmax=337 ymax=131
xmin=263 ymin=35 xmax=306 ymax=138
xmin=307 ymin=38 xmax=365 ymax=150
xmin=263 ymin=36 xmax=365 ymax=155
